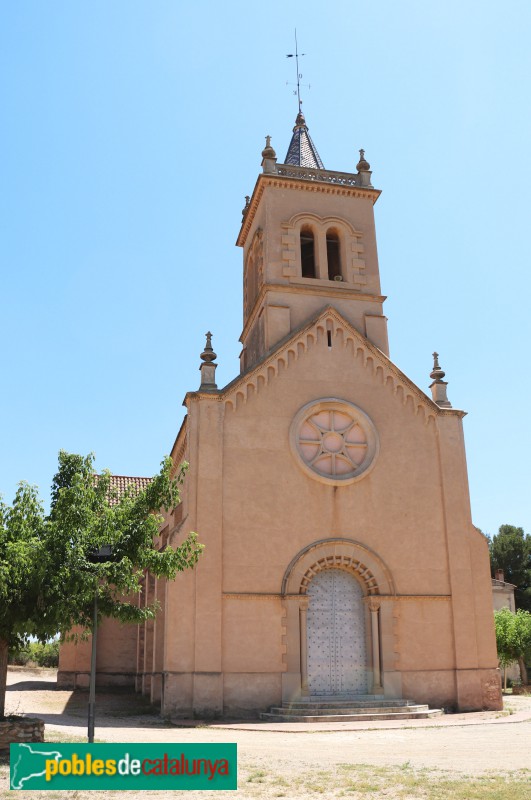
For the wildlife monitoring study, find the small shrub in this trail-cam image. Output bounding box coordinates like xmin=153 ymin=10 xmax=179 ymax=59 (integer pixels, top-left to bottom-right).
xmin=8 ymin=645 xmax=31 ymax=666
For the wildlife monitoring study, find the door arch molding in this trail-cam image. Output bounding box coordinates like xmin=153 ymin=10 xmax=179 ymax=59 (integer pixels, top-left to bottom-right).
xmin=281 ymin=537 xmax=396 ymax=597
xmin=280 ymin=539 xmax=393 ymax=700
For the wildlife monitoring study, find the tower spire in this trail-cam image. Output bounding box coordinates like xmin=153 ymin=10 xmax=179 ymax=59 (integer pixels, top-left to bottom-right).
xmin=283 ymin=111 xmax=324 ymax=169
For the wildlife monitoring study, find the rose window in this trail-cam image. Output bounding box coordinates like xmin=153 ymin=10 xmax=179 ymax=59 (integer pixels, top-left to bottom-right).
xmin=290 ymin=399 xmax=379 ymax=485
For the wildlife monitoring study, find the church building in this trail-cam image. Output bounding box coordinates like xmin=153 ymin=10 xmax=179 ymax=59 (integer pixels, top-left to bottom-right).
xmin=58 ymin=111 xmax=503 ymax=717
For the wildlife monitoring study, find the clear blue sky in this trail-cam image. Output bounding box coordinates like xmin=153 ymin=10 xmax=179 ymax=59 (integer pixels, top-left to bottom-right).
xmin=1 ymin=1 xmax=530 ymax=537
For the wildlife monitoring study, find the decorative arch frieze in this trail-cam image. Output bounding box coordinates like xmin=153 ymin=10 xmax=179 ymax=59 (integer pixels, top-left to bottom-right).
xmin=300 ymin=556 xmax=379 ymax=595
xmin=281 ymin=537 xmax=396 ymax=597
xmin=224 ymin=308 xmax=438 ymax=425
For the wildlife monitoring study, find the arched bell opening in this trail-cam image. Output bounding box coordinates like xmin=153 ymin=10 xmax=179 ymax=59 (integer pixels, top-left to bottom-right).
xmin=326 ymin=229 xmax=342 ymax=281
xmin=300 ymin=226 xmax=317 ymax=278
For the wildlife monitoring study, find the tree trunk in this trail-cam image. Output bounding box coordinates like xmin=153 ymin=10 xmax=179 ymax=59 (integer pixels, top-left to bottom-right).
xmin=0 ymin=638 xmax=8 ymax=719
xmin=518 ymin=656 xmax=528 ymax=686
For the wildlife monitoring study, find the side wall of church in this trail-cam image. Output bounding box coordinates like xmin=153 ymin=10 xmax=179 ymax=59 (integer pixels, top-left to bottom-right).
xmin=57 ymin=619 xmax=138 ymax=689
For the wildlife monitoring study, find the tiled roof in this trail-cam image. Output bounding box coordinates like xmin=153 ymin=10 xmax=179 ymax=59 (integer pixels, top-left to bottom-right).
xmin=492 ymin=578 xmax=517 ymax=589
xmin=107 ymin=475 xmax=152 ymax=505
xmin=284 ymin=111 xmax=324 ymax=169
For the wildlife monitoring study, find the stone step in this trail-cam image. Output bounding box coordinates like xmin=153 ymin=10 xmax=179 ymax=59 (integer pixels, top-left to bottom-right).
xmin=293 ymin=695 xmax=386 ymax=702
xmin=268 ymin=704 xmax=431 ymax=716
xmin=283 ymin=699 xmax=417 ymax=709
xmin=260 ymin=709 xmax=444 ymax=723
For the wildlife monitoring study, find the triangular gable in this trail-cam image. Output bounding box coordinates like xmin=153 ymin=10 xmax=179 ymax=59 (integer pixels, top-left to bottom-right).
xmin=217 ymin=306 xmax=464 ymax=424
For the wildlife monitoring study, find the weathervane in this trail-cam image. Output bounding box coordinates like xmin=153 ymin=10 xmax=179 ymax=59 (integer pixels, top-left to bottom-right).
xmin=286 ymin=29 xmax=310 ymax=112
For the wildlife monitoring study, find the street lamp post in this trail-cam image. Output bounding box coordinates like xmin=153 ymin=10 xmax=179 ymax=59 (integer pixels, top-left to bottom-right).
xmin=86 ymin=545 xmax=113 ymax=744
xmin=87 ymin=588 xmax=98 ymax=743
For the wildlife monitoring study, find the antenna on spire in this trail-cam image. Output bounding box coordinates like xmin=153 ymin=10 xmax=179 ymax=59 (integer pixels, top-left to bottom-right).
xmin=286 ymin=29 xmax=310 ymax=112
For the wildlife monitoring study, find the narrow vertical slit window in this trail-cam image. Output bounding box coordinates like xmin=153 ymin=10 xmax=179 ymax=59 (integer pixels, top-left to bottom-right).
xmin=326 ymin=231 xmax=341 ymax=281
xmin=327 ymin=330 xmax=332 ymax=348
xmin=300 ymin=227 xmax=316 ymax=278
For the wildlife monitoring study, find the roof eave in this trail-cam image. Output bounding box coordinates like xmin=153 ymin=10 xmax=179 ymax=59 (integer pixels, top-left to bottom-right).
xmin=236 ymin=169 xmax=381 ymax=248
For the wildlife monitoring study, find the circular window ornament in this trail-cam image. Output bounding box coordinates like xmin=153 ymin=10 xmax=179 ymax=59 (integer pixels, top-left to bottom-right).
xmin=290 ymin=398 xmax=379 ymax=485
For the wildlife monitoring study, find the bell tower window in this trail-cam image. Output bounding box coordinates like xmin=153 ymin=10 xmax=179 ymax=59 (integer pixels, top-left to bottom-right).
xmin=326 ymin=230 xmax=341 ymax=280
xmin=300 ymin=227 xmax=316 ymax=278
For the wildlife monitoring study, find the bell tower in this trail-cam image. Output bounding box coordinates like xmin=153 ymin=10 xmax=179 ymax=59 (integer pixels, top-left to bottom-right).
xmin=236 ymin=113 xmax=389 ymax=372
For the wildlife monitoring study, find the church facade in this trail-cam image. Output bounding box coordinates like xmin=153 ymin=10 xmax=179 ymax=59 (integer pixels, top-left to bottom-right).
xmin=58 ymin=113 xmax=502 ymax=716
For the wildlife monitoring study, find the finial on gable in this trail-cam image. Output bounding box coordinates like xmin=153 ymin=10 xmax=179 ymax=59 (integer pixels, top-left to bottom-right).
xmin=261 ymin=135 xmax=277 ymax=174
xmin=430 ymin=352 xmax=445 ymax=381
xmin=429 ymin=352 xmax=452 ymax=407
xmin=356 ymin=149 xmax=370 ymax=171
xmin=199 ymin=331 xmax=218 ymax=391
xmin=356 ymin=148 xmax=373 ymax=188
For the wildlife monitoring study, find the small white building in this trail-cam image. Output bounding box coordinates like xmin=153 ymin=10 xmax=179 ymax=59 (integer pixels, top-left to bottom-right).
xmin=492 ymin=569 xmax=519 ymax=685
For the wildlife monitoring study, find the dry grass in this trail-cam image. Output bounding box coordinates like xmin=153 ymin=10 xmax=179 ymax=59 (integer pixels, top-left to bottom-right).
xmin=239 ymin=762 xmax=531 ymax=798
xmin=3 ymin=753 xmax=529 ymax=800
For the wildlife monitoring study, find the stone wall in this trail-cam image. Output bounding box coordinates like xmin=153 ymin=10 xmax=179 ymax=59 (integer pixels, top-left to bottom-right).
xmin=0 ymin=717 xmax=44 ymax=750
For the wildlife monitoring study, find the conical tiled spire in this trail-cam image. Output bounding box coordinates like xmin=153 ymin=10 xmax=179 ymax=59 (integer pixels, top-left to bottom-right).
xmin=284 ymin=111 xmax=324 ymax=169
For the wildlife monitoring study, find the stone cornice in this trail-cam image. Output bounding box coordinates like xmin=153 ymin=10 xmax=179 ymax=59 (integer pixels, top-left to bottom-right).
xmin=377 ymin=594 xmax=451 ymax=601
xmin=236 ymin=170 xmax=381 ymax=248
xmin=222 ymin=592 xmax=451 ymax=601
xmin=223 ymin=593 xmax=283 ymax=601
xmin=183 ymin=390 xmax=223 ymax=407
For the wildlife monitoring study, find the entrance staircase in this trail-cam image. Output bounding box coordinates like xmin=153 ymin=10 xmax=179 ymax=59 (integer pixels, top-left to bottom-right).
xmin=260 ymin=695 xmax=444 ymax=723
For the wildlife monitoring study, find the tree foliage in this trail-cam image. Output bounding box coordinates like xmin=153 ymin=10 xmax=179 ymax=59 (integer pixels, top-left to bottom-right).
xmin=0 ymin=482 xmax=48 ymax=645
xmin=493 ymin=607 xmax=531 ymax=685
xmin=490 ymin=524 xmax=531 ymax=612
xmin=0 ymin=451 xmax=202 ymax=717
xmin=9 ymin=640 xmax=60 ymax=668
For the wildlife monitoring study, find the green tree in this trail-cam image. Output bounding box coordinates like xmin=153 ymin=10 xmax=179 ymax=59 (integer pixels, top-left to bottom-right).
xmin=0 ymin=482 xmax=48 ymax=716
xmin=9 ymin=641 xmax=60 ymax=668
xmin=494 ymin=608 xmax=531 ymax=685
xmin=490 ymin=524 xmax=531 ymax=612
xmin=0 ymin=451 xmax=202 ymax=718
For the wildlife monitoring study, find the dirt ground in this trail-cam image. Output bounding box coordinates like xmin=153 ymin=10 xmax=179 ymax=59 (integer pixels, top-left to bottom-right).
xmin=2 ymin=667 xmax=530 ymax=799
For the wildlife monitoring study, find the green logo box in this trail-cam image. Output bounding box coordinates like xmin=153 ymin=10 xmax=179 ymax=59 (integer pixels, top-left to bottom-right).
xmin=10 ymin=742 xmax=237 ymax=791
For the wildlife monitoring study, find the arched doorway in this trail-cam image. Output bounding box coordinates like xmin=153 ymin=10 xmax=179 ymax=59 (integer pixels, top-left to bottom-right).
xmin=307 ymin=568 xmax=367 ymax=695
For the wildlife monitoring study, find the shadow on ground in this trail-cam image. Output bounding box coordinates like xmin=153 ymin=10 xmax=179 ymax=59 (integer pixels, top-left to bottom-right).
xmin=7 ymin=680 xmax=59 ymax=692
xmin=60 ymin=688 xmax=158 ymax=719
xmin=6 ymin=668 xmax=165 ymax=731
